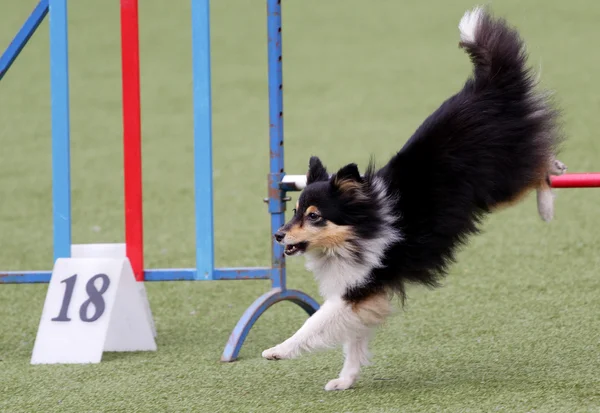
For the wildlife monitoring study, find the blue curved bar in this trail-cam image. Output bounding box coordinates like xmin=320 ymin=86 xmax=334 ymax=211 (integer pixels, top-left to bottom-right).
xmin=221 ymin=288 xmax=320 ymax=362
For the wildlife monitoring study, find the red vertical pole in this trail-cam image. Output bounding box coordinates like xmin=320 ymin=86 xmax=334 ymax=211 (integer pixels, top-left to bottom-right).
xmin=120 ymin=0 xmax=144 ymax=281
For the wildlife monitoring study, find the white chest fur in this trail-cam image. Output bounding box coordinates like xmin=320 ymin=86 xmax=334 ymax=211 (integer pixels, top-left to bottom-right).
xmin=305 ymin=251 xmax=371 ymax=299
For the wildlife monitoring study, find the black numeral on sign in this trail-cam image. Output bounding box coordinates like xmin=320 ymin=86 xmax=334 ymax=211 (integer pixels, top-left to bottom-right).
xmin=79 ymin=274 xmax=110 ymax=322
xmin=51 ymin=274 xmax=111 ymax=323
xmin=51 ymin=274 xmax=77 ymax=322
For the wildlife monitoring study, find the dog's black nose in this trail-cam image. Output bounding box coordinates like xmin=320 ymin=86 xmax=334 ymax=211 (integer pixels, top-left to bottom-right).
xmin=274 ymin=231 xmax=285 ymax=243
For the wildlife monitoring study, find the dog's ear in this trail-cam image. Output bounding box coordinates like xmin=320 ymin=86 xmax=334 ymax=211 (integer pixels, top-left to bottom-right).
xmin=331 ymin=163 xmax=367 ymax=196
xmin=332 ymin=163 xmax=367 ymax=196
xmin=306 ymin=156 xmax=329 ymax=185
xmin=334 ymin=163 xmax=361 ymax=184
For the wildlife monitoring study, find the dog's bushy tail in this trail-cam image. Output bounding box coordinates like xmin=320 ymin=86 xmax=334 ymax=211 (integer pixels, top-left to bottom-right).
xmin=376 ymin=7 xmax=566 ymax=298
xmin=459 ymin=6 xmax=564 ymax=220
xmin=459 ymin=7 xmax=529 ymax=90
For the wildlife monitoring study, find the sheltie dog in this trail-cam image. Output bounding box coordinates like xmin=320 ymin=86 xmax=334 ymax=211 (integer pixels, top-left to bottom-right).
xmin=263 ymin=6 xmax=567 ymax=390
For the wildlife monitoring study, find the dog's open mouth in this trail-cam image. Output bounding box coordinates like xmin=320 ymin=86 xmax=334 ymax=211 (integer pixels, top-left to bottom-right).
xmin=284 ymin=242 xmax=308 ymax=256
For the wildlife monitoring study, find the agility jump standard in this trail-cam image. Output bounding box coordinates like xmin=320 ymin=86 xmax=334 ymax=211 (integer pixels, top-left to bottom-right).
xmin=0 ymin=0 xmax=320 ymax=361
xmin=1 ymin=1 xmax=598 ymax=360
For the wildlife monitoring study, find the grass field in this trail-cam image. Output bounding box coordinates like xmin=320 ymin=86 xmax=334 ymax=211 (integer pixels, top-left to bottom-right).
xmin=1 ymin=0 xmax=600 ymax=411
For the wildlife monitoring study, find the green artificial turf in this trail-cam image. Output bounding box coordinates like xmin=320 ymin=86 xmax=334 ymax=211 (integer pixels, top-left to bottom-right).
xmin=1 ymin=0 xmax=600 ymax=411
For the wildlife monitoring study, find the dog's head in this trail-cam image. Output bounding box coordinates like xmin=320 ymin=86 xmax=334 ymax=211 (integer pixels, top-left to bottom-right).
xmin=274 ymin=156 xmax=375 ymax=257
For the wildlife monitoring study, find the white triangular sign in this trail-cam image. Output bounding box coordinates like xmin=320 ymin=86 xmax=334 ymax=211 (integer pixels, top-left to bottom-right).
xmin=70 ymin=243 xmax=157 ymax=338
xmin=31 ymin=257 xmax=157 ymax=364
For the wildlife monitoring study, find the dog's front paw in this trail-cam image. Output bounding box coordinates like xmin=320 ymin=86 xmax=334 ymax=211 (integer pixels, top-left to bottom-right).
xmin=262 ymin=345 xmax=292 ymax=360
xmin=324 ymin=377 xmax=355 ymax=391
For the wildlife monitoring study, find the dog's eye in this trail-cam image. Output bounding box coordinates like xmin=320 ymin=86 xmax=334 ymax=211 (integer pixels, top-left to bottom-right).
xmin=307 ymin=212 xmax=320 ymax=221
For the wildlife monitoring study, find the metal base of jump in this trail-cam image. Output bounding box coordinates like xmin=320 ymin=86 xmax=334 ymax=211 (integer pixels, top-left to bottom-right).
xmin=221 ymin=288 xmax=318 ymax=361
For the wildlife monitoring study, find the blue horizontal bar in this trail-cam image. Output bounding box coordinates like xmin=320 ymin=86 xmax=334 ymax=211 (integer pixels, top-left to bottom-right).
xmin=0 ymin=267 xmax=273 ymax=284
xmin=144 ymin=269 xmax=196 ymax=281
xmin=214 ymin=267 xmax=272 ymax=280
xmin=0 ymin=0 xmax=49 ymax=81
xmin=145 ymin=267 xmax=273 ymax=281
xmin=0 ymin=271 xmax=52 ymax=283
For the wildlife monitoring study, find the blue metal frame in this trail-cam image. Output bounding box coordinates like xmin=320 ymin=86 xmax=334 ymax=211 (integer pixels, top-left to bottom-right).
xmin=0 ymin=0 xmax=320 ymax=362
xmin=49 ymin=0 xmax=72 ymax=262
xmin=192 ymin=0 xmax=215 ymax=280
xmin=266 ymin=0 xmax=286 ymax=291
xmin=0 ymin=0 xmax=49 ymax=81
xmin=218 ymin=0 xmax=322 ymax=362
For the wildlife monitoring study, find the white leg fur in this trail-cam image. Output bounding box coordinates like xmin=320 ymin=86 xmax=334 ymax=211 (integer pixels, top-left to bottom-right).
xmin=324 ymin=332 xmax=372 ymax=391
xmin=537 ymin=159 xmax=567 ymax=222
xmin=262 ymin=299 xmax=369 ymax=361
xmin=536 ymin=186 xmax=555 ymax=222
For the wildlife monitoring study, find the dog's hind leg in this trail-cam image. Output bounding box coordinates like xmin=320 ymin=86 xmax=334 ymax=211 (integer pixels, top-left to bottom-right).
xmin=324 ymin=331 xmax=373 ymax=391
xmin=537 ymin=158 xmax=567 ymax=222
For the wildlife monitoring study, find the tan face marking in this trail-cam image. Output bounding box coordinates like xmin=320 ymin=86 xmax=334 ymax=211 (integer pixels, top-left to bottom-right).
xmin=284 ymin=211 xmax=354 ymax=251
xmin=312 ymin=223 xmax=353 ymax=248
xmin=305 ymin=205 xmax=320 ymax=216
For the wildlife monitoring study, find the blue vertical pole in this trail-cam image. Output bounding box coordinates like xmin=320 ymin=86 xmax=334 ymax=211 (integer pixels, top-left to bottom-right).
xmin=49 ymin=0 xmax=71 ymax=261
xmin=191 ymin=0 xmax=214 ymax=280
xmin=267 ymin=0 xmax=286 ymax=289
